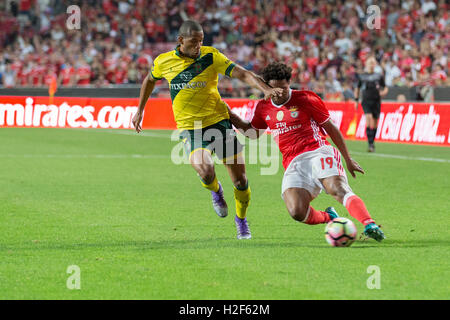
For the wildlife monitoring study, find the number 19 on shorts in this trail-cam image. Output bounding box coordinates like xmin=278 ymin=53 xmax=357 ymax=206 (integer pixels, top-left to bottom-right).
xmin=320 ymin=157 xmax=333 ymax=170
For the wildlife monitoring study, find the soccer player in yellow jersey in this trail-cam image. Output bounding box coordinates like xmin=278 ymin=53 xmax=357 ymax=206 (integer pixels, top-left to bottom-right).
xmin=132 ymin=20 xmax=282 ymax=239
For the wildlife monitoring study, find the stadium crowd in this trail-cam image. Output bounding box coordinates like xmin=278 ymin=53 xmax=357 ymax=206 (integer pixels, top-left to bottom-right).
xmin=0 ymin=0 xmax=448 ymax=100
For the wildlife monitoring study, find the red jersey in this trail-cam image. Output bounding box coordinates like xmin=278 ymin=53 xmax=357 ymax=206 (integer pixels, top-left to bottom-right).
xmin=11 ymin=61 xmax=23 ymax=74
xmin=114 ymin=69 xmax=127 ymax=84
xmin=44 ymin=72 xmax=57 ymax=86
xmin=60 ymin=66 xmax=74 ymax=86
xmin=20 ymin=0 xmax=33 ymax=11
xmin=76 ymin=65 xmax=91 ymax=85
xmin=19 ymin=69 xmax=29 ymax=86
xmin=251 ymin=90 xmax=331 ymax=169
xmin=30 ymin=65 xmax=46 ymax=86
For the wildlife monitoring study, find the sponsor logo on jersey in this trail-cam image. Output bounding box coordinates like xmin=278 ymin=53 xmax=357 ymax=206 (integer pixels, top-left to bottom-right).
xmin=180 ymin=72 xmax=192 ymax=82
xmin=276 ymin=111 xmax=284 ymax=121
xmin=169 ymin=81 xmax=207 ymax=90
xmin=272 ymin=124 xmax=302 ymax=137
xmin=265 ymin=115 xmax=271 ymax=121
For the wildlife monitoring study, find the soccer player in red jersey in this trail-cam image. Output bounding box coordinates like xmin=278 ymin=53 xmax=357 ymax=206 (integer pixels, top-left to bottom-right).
xmin=228 ymin=62 xmax=385 ymax=241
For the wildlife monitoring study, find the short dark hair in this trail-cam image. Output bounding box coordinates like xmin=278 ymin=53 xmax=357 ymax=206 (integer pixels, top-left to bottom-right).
xmin=261 ymin=62 xmax=292 ymax=83
xmin=179 ymin=20 xmax=203 ymax=37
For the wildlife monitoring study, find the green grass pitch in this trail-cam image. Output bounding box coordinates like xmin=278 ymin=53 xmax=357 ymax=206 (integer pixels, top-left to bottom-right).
xmin=0 ymin=127 xmax=449 ymax=299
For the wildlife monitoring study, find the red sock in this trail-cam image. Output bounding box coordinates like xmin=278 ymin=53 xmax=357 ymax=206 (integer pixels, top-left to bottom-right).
xmin=304 ymin=206 xmax=332 ymax=225
xmin=344 ymin=195 xmax=375 ymax=226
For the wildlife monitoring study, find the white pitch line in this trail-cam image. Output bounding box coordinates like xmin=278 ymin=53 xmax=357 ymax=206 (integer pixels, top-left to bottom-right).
xmin=350 ymin=151 xmax=450 ymax=163
xmin=0 ymin=151 xmax=448 ymax=164
xmin=73 ymin=128 xmax=175 ymax=139
xmin=0 ymin=154 xmax=170 ymax=159
xmin=245 ymin=139 xmax=450 ymax=164
xmin=70 ymin=129 xmax=450 ymax=164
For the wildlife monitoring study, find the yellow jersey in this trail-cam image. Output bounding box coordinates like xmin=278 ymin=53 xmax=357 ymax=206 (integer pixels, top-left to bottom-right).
xmin=150 ymin=45 xmax=236 ymax=130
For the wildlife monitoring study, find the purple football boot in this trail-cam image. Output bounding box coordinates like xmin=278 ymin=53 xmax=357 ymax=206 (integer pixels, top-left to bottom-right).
xmin=211 ymin=183 xmax=228 ymax=217
xmin=234 ymin=216 xmax=252 ymax=239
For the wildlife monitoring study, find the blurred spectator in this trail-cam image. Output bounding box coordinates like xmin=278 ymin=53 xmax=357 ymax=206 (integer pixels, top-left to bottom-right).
xmin=431 ymin=63 xmax=447 ymax=85
xmin=396 ymin=94 xmax=407 ymax=102
xmin=383 ymin=59 xmax=402 ymax=87
xmin=342 ymin=80 xmax=355 ymax=102
xmin=416 ymin=69 xmax=435 ymax=101
xmin=127 ymin=61 xmax=139 ymax=84
xmin=0 ymin=0 xmax=447 ymax=101
xmin=59 ymin=61 xmax=75 ymax=87
xmin=1 ymin=63 xmax=16 ymax=88
xmin=75 ymin=59 xmax=92 ymax=86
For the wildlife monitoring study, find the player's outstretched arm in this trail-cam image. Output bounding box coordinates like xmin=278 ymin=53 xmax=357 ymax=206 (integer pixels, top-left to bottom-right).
xmin=231 ymin=65 xmax=283 ymax=100
xmin=132 ymin=73 xmax=157 ymax=133
xmin=321 ymin=119 xmax=365 ymax=178
xmin=380 ymin=86 xmax=389 ymax=98
xmin=380 ymin=74 xmax=388 ymax=98
xmin=226 ymin=105 xmax=262 ymax=139
xmin=353 ymin=87 xmax=360 ymax=110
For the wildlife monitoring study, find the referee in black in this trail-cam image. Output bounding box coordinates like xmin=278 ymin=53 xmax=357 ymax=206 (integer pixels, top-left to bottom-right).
xmin=354 ymin=56 xmax=388 ymax=152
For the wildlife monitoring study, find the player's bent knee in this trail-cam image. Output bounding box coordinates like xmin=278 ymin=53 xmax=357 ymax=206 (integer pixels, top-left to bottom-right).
xmin=196 ymin=165 xmax=216 ymax=184
xmin=323 ymin=178 xmax=352 ymax=203
xmin=287 ymin=205 xmax=309 ymax=222
xmin=328 ymin=187 xmax=348 ymax=201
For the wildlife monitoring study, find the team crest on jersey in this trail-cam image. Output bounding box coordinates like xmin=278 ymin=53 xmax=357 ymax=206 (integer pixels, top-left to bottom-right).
xmin=288 ymin=106 xmax=299 ymax=118
xmin=276 ymin=111 xmax=284 ymax=121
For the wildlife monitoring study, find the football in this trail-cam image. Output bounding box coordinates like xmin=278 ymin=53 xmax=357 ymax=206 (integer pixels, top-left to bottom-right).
xmin=325 ymin=217 xmax=357 ymax=247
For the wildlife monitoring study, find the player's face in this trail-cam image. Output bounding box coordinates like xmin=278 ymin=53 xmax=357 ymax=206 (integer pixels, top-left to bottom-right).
xmin=366 ymin=58 xmax=376 ymax=72
xmin=179 ymin=31 xmax=204 ymax=59
xmin=268 ymin=79 xmax=290 ymax=104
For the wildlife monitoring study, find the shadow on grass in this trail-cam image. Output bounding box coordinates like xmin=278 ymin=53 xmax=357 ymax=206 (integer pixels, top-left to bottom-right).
xmin=1 ymin=238 xmax=447 ymax=252
xmin=0 ymin=238 xmax=325 ymax=251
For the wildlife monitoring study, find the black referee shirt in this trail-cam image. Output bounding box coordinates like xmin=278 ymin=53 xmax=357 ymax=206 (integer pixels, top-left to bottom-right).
xmin=356 ymin=72 xmax=386 ymax=102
